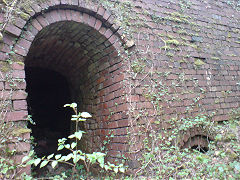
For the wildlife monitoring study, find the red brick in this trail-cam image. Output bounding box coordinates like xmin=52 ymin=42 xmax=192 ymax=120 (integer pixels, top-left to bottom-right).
xmin=13 ymin=100 xmax=27 ymax=110
xmin=5 ymin=81 xmax=26 ymax=90
xmin=0 ymin=52 xmax=9 ymax=60
xmin=108 ymin=34 xmax=118 ymax=44
xmin=103 ymin=10 xmax=111 ymax=21
xmin=12 ymin=62 xmax=24 ymax=70
xmin=66 ymin=9 xmax=72 ymax=21
xmin=58 ymin=9 xmax=67 ymax=21
xmin=43 ymin=13 xmax=55 ymax=24
xmin=0 ymin=82 xmax=4 ymax=90
xmin=31 ymin=19 xmax=42 ymax=31
xmin=112 ymin=136 xmax=128 ymax=143
xmin=95 ymin=19 xmax=102 ymax=31
xmin=14 ymin=45 xmax=27 ymax=56
xmin=104 ymin=29 xmax=113 ymax=39
xmin=12 ymin=90 xmax=27 ymax=100
xmin=8 ymin=142 xmax=30 ymax=152
xmin=114 ymin=74 xmax=124 ymax=82
xmin=30 ymin=3 xmax=41 ymax=14
xmin=12 ymin=70 xmax=25 ymax=79
xmin=6 ymin=111 xmax=28 ymax=121
xmin=108 ymin=121 xmax=118 ymax=128
xmin=71 ymin=11 xmax=83 ymax=23
xmin=49 ymin=10 xmax=61 ymax=22
xmin=83 ymin=13 xmax=89 ymax=24
xmin=117 ymin=119 xmax=129 ymax=127
xmin=5 ymin=24 xmax=21 ymax=36
xmin=61 ymin=0 xmax=68 ymax=4
xmin=71 ymin=0 xmax=78 ymax=5
xmin=36 ymin=16 xmax=49 ymax=27
xmin=97 ymin=6 xmax=105 ymax=17
xmin=14 ymin=17 xmax=27 ymax=29
xmin=111 ymin=143 xmax=128 ymax=151
xmin=88 ymin=16 xmax=96 ymax=28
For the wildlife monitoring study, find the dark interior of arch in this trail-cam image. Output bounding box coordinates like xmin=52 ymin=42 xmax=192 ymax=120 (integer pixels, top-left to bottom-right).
xmin=182 ymin=135 xmax=210 ymax=153
xmin=25 ymin=67 xmax=72 ymax=156
xmin=25 ymin=20 xmax=116 ymax=156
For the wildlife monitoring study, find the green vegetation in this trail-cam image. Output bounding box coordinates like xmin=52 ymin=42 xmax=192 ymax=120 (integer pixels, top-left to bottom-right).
xmin=0 ymin=0 xmax=239 ymax=179
xmin=21 ymin=103 xmax=125 ymax=179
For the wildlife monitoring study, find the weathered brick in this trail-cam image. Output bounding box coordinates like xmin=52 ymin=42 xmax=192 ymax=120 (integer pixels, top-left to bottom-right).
xmin=12 ymin=90 xmax=27 ymax=100
xmin=49 ymin=10 xmax=61 ymax=22
xmin=0 ymin=82 xmax=4 ymax=90
xmin=13 ymin=100 xmax=27 ymax=110
xmin=8 ymin=142 xmax=30 ymax=152
xmin=12 ymin=70 xmax=25 ymax=79
xmin=6 ymin=111 xmax=28 ymax=121
xmin=31 ymin=19 xmax=42 ymax=31
xmin=5 ymin=24 xmax=21 ymax=37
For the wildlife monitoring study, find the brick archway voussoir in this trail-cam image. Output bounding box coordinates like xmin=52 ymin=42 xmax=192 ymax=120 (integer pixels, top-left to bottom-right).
xmin=14 ymin=8 xmax=123 ymax=59
xmin=4 ymin=2 xmax=124 ymax=46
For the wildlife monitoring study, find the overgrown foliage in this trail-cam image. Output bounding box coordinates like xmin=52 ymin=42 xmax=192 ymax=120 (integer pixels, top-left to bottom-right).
xmin=0 ymin=0 xmax=240 ymax=179
xmin=21 ymin=103 xmax=125 ymax=179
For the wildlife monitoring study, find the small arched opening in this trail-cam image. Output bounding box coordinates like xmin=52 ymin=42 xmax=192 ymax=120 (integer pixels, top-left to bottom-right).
xmin=182 ymin=135 xmax=211 ymax=153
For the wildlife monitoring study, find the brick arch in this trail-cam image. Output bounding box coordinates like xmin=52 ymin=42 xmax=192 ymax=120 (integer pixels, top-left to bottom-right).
xmin=14 ymin=6 xmax=124 ymax=58
xmin=6 ymin=2 xmax=130 ymax=165
xmin=179 ymin=128 xmax=213 ymax=152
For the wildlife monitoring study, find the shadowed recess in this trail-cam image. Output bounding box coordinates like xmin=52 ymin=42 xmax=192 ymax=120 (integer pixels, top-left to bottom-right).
xmin=25 ymin=67 xmax=72 ymax=156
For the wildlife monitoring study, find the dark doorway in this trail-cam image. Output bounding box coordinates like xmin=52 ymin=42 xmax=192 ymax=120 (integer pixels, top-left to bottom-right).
xmin=25 ymin=67 xmax=72 ymax=156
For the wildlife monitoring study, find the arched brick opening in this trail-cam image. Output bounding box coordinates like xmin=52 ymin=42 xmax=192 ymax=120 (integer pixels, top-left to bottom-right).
xmin=180 ymin=128 xmax=213 ymax=153
xmin=182 ymin=135 xmax=210 ymax=153
xmin=9 ymin=3 xmax=129 ymax=163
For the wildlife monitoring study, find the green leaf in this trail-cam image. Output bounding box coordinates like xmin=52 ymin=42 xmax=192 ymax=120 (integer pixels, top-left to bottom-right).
xmin=59 ymin=155 xmax=66 ymax=161
xmin=97 ymin=156 xmax=105 ymax=168
xmin=33 ymin=158 xmax=41 ymax=166
xmin=114 ymin=167 xmax=118 ymax=173
xmin=73 ymin=155 xmax=84 ymax=164
xmin=81 ymin=112 xmax=92 ymax=118
xmin=68 ymin=134 xmax=75 ymax=139
xmin=29 ymin=150 xmax=34 ymax=157
xmin=75 ymin=131 xmax=83 ymax=140
xmin=218 ymin=166 xmax=224 ymax=173
xmin=58 ymin=145 xmax=64 ymax=151
xmin=55 ymin=154 xmax=62 ymax=160
xmin=65 ymin=144 xmax=70 ymax=149
xmin=71 ymin=142 xmax=77 ymax=149
xmin=26 ymin=159 xmax=35 ymax=165
xmin=234 ymin=163 xmax=240 ymax=171
xmin=65 ymin=154 xmax=73 ymax=161
xmin=119 ymin=167 xmax=125 ymax=173
xmin=70 ymin=103 xmax=77 ymax=108
xmin=86 ymin=154 xmax=96 ymax=164
xmin=51 ymin=161 xmax=58 ymax=168
xmin=104 ymin=164 xmax=112 ymax=171
xmin=40 ymin=160 xmax=48 ymax=168
xmin=22 ymin=156 xmax=30 ymax=163
xmin=47 ymin=154 xmax=54 ymax=160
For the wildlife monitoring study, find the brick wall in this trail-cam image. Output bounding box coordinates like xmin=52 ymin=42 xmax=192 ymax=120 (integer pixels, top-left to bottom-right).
xmin=125 ymin=0 xmax=240 ymax=153
xmin=0 ymin=0 xmax=240 ymax=172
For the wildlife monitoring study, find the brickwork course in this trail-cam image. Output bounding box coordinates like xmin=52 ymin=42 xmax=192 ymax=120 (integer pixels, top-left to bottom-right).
xmin=0 ymin=0 xmax=240 ymax=174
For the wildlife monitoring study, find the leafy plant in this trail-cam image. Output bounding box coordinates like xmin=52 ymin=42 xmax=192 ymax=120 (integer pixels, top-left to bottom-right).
xmin=21 ymin=103 xmax=125 ymax=179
